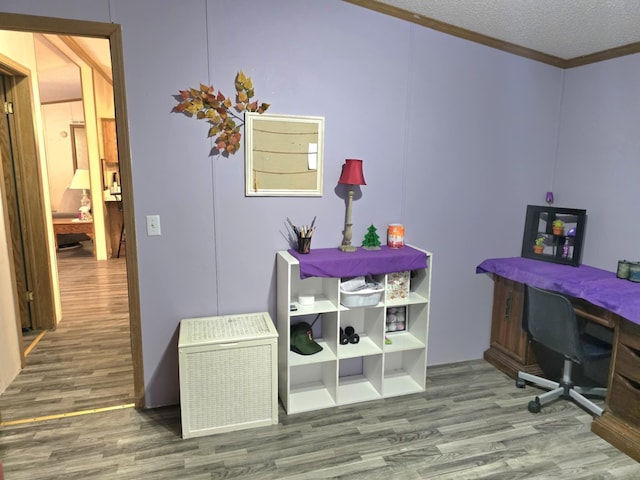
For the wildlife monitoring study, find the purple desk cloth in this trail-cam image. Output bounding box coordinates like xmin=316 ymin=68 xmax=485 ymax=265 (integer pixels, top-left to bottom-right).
xmin=288 ymin=245 xmax=427 ymax=279
xmin=477 ymin=257 xmax=640 ymax=325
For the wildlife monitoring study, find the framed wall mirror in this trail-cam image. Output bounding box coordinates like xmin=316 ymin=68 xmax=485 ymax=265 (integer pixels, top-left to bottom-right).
xmin=521 ymin=205 xmax=587 ymax=267
xmin=70 ymin=124 xmax=88 ymax=170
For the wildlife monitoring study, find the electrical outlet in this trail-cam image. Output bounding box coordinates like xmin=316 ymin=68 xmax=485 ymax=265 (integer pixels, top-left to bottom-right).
xmin=146 ymin=215 xmax=161 ymax=236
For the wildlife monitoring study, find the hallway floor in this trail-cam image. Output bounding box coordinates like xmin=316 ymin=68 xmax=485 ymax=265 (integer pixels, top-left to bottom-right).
xmin=0 ymin=241 xmax=133 ymax=423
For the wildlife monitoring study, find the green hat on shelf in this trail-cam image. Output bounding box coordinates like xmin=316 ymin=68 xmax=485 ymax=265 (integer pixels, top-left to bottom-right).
xmin=290 ymin=322 xmax=323 ymax=355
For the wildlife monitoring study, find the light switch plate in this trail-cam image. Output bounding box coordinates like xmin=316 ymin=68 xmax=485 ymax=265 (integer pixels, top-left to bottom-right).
xmin=146 ymin=215 xmax=161 ymax=236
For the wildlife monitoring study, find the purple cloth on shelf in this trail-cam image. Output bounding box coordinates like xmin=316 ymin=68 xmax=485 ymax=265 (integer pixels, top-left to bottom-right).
xmin=289 ymin=245 xmax=427 ymax=279
xmin=476 ymin=257 xmax=640 ymax=325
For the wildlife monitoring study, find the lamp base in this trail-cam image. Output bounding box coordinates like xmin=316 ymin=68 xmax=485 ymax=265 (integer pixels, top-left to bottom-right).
xmin=339 ymin=244 xmax=357 ymax=252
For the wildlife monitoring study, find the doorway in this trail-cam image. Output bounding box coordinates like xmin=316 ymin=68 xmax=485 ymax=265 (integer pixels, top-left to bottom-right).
xmin=0 ymin=13 xmax=144 ymax=411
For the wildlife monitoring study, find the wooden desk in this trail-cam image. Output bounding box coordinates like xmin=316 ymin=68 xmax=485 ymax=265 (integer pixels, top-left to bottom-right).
xmin=53 ymin=218 xmax=94 ymax=251
xmin=477 ymin=257 xmax=640 ymax=462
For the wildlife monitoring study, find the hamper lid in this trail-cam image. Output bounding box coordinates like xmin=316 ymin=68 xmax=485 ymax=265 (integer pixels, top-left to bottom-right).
xmin=290 ymin=322 xmax=323 ymax=355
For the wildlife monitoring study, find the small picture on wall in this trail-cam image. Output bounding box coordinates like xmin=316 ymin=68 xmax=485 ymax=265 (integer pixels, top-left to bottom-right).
xmin=386 ymin=306 xmax=407 ymax=333
xmin=521 ymin=205 xmax=587 ymax=267
xmin=245 ymin=113 xmax=325 ymax=197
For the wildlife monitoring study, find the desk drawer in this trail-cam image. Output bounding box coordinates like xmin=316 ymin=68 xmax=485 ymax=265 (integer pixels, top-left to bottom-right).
xmin=616 ymin=320 xmax=640 ymax=383
xmin=608 ymin=319 xmax=640 ymax=424
xmin=609 ymin=373 xmax=640 ymax=424
xmin=571 ymin=297 xmax=616 ymax=328
xmin=619 ymin=319 xmax=640 ymax=350
xmin=614 ymin=343 xmax=640 ymax=383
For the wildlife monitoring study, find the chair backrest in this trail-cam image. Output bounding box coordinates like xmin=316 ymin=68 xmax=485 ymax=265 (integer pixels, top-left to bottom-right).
xmin=523 ymin=284 xmax=584 ymax=364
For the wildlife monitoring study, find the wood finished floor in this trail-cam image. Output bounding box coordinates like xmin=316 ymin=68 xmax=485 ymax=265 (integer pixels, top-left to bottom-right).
xmin=1 ymin=244 xmax=639 ymax=478
xmin=1 ymin=241 xmax=134 ymax=422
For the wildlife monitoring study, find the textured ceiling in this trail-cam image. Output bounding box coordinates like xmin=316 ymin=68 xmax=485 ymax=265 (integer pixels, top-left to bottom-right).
xmin=373 ymin=0 xmax=640 ymax=60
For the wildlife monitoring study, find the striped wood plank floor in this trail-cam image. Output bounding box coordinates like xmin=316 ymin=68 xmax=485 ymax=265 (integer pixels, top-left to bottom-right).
xmin=2 ymin=360 xmax=639 ymax=479
xmin=0 ymin=242 xmax=134 ymax=422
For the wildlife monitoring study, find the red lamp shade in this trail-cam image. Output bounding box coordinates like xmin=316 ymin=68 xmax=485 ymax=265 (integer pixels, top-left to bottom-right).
xmin=338 ymin=159 xmax=366 ymax=186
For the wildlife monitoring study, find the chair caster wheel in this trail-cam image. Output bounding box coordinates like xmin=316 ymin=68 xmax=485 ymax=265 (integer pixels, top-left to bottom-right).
xmin=528 ymin=400 xmax=541 ymax=413
xmin=516 ymin=378 xmax=526 ymax=389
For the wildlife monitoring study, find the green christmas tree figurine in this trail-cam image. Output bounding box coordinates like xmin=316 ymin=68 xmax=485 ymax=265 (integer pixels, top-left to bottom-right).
xmin=362 ymin=224 xmax=382 ymax=250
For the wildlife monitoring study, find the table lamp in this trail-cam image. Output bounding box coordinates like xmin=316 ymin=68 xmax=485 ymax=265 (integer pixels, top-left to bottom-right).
xmin=338 ymin=159 xmax=366 ymax=252
xmin=69 ymin=168 xmax=92 ymax=220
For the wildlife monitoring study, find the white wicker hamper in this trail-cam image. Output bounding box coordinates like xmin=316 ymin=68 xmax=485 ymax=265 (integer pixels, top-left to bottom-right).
xmin=178 ymin=312 xmax=278 ymax=439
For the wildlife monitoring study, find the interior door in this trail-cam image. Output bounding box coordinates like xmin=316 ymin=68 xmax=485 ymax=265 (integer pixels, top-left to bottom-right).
xmin=0 ymin=73 xmax=55 ymax=331
xmin=0 ymin=74 xmax=31 ymax=329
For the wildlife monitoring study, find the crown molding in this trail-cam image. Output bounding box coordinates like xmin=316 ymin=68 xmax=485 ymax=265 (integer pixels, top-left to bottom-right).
xmin=344 ymin=0 xmax=640 ymax=69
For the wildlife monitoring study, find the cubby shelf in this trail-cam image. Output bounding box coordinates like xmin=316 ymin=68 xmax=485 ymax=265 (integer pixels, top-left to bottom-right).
xmin=276 ymin=246 xmax=432 ymax=414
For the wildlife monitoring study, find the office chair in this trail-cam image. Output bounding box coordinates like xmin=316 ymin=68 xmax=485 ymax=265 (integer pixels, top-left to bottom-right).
xmin=516 ymin=284 xmax=611 ymax=416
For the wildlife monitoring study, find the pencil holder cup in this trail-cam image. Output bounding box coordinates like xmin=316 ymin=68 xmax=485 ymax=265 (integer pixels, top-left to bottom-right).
xmin=297 ymin=235 xmax=311 ymax=254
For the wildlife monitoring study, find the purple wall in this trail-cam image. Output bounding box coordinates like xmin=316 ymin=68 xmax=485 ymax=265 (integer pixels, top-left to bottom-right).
xmin=11 ymin=0 xmax=635 ymax=408
xmin=554 ymin=54 xmax=640 ymax=271
xmin=403 ymin=26 xmax=562 ymax=363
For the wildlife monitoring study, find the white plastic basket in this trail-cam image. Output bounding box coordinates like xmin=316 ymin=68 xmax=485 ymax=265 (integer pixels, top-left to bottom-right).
xmin=340 ymin=283 xmax=384 ymax=307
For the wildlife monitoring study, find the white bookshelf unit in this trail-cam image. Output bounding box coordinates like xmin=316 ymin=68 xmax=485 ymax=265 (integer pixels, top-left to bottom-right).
xmin=276 ymin=245 xmax=432 ymax=414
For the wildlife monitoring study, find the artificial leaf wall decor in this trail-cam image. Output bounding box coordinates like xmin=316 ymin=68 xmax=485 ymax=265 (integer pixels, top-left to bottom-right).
xmin=173 ymin=71 xmax=270 ymax=156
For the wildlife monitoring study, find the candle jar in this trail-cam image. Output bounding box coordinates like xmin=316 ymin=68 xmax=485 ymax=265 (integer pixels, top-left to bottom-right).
xmin=628 ymin=262 xmax=640 ymax=283
xmin=617 ymin=260 xmax=630 ymax=279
